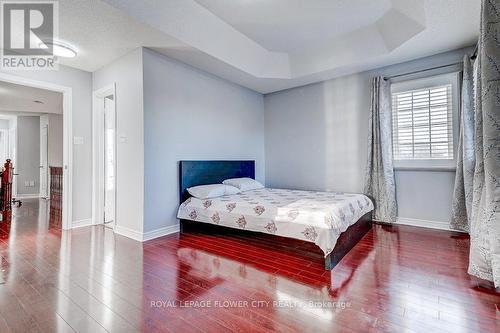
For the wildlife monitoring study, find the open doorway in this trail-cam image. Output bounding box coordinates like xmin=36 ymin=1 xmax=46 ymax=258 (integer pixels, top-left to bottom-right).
xmin=93 ymin=85 xmax=117 ymax=230
xmin=0 ymin=79 xmax=64 ymax=229
xmin=104 ymin=95 xmax=116 ymax=228
xmin=0 ymin=73 xmax=72 ymax=230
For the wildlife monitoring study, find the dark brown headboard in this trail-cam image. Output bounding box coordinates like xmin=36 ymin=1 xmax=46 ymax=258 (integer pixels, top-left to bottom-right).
xmin=179 ymin=160 xmax=255 ymax=204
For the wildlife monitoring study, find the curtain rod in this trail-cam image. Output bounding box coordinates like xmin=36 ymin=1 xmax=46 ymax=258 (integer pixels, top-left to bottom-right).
xmin=383 ymin=62 xmax=463 ymax=81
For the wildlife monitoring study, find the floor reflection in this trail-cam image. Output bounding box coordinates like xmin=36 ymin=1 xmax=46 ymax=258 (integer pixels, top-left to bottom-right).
xmin=0 ymin=199 xmax=498 ymax=332
xmin=0 ymin=199 xmax=148 ymax=332
xmin=0 ymin=210 xmax=11 ymax=239
xmin=173 ymin=232 xmax=378 ymax=332
xmin=173 ymin=225 xmax=499 ymax=333
xmin=177 ymin=246 xmax=334 ymax=296
xmin=49 ymin=192 xmax=63 ymax=229
xmin=0 ymin=196 xmax=61 ymax=239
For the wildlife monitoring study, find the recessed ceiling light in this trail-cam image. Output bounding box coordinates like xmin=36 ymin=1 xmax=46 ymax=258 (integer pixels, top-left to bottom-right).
xmin=39 ymin=41 xmax=77 ymax=58
xmin=33 ymin=100 xmax=44 ymax=104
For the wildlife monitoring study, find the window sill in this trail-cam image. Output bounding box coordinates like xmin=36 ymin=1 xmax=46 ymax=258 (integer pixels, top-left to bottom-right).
xmin=394 ymin=166 xmax=456 ymax=172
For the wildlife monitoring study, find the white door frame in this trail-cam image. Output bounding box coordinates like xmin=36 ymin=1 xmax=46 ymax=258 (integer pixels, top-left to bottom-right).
xmin=0 ymin=128 xmax=10 ymax=172
xmin=39 ymin=115 xmax=49 ymax=199
xmin=0 ymin=115 xmax=16 ymax=197
xmin=0 ymin=72 xmax=73 ymax=230
xmin=92 ymin=84 xmax=116 ymax=229
xmin=0 ymin=129 xmax=9 ymax=162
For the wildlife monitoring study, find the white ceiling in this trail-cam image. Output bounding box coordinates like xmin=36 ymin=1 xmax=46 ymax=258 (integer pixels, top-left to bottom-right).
xmin=193 ymin=0 xmax=392 ymax=53
xmin=0 ymin=81 xmax=63 ymax=114
xmin=56 ymin=0 xmax=183 ymax=72
xmin=49 ymin=0 xmax=479 ymax=93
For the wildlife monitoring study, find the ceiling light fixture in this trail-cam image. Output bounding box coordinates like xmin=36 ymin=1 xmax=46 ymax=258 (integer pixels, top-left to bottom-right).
xmin=39 ymin=41 xmax=77 ymax=58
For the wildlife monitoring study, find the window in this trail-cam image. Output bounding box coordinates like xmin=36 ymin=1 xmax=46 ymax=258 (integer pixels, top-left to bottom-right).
xmin=391 ymin=73 xmax=459 ymax=169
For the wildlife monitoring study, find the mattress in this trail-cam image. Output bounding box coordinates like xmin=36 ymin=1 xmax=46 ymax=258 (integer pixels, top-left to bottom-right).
xmin=177 ymin=188 xmax=374 ymax=257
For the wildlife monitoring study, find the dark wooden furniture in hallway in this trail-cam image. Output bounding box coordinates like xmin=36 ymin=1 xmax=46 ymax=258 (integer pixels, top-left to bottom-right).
xmin=49 ymin=166 xmax=63 ymax=229
xmin=0 ymin=199 xmax=498 ymax=332
xmin=1 ymin=159 xmax=13 ymax=212
xmin=0 ymin=159 xmax=16 ymax=224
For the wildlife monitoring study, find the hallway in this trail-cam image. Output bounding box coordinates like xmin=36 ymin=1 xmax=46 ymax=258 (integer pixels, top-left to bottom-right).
xmin=0 ymin=199 xmax=125 ymax=332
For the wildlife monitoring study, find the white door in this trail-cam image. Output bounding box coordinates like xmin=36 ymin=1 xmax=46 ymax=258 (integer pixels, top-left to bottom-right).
xmin=103 ymin=95 xmax=116 ymax=225
xmin=40 ymin=124 xmax=48 ymax=198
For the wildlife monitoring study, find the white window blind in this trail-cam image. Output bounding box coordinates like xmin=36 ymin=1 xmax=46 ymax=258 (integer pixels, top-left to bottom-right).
xmin=392 ymin=84 xmax=454 ymax=160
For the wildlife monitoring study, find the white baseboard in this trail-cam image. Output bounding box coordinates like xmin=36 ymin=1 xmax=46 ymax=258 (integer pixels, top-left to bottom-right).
xmin=394 ymin=217 xmax=465 ymax=232
xmin=15 ymin=194 xmax=40 ymax=199
xmin=114 ymin=225 xmax=143 ymax=241
xmin=143 ymin=224 xmax=180 ymax=241
xmin=114 ymin=224 xmax=180 ymax=242
xmin=72 ymin=218 xmax=92 ymax=229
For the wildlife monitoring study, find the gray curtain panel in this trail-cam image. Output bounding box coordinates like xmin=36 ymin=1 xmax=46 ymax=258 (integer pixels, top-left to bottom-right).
xmin=451 ymin=56 xmax=475 ymax=232
xmin=467 ymin=0 xmax=500 ymax=287
xmin=364 ymin=77 xmax=397 ymax=223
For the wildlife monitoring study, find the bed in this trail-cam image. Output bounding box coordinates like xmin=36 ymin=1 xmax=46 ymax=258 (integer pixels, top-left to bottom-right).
xmin=177 ymin=160 xmax=373 ymax=270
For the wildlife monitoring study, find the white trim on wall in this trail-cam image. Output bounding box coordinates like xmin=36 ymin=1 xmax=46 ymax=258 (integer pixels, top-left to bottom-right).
xmin=92 ymin=83 xmax=117 ymax=229
xmin=394 ymin=217 xmax=466 ymax=233
xmin=9 ymin=116 xmax=17 ymax=198
xmin=15 ymin=194 xmax=40 ymax=199
xmin=0 ymin=128 xmax=9 ymax=170
xmin=39 ymin=114 xmax=49 ymax=199
xmin=143 ymin=224 xmax=180 ymax=241
xmin=0 ymin=72 xmax=73 ymax=230
xmin=72 ymin=218 xmax=92 ymax=229
xmin=114 ymin=225 xmax=143 ymax=241
xmin=114 ymin=224 xmax=180 ymax=242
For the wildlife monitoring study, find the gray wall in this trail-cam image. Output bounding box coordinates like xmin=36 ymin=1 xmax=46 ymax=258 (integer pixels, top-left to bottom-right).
xmin=93 ymin=48 xmax=145 ymax=234
xmin=143 ymin=48 xmax=265 ymax=233
xmin=265 ymin=74 xmax=369 ymax=193
xmin=264 ymin=47 xmax=473 ymax=223
xmin=17 ymin=116 xmax=40 ymax=195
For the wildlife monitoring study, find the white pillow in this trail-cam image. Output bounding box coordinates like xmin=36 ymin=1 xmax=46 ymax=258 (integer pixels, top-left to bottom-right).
xmin=187 ymin=184 xmax=240 ymax=199
xmin=224 ymin=185 xmax=241 ymax=195
xmin=222 ymin=178 xmax=264 ymax=192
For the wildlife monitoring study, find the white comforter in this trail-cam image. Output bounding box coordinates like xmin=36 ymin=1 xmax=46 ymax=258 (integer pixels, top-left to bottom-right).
xmin=177 ymin=188 xmax=373 ymax=257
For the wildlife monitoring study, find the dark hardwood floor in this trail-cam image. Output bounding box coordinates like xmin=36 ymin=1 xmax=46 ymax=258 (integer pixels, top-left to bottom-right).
xmin=0 ymin=199 xmax=498 ymax=332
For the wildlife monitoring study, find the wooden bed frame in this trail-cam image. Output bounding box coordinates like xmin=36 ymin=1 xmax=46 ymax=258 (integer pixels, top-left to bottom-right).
xmin=178 ymin=160 xmax=372 ymax=270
